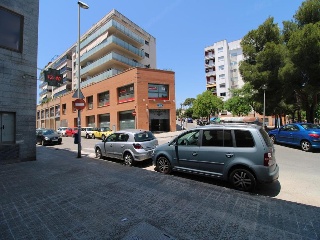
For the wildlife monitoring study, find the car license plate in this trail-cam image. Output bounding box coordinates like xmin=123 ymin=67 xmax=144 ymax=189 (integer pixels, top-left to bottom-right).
xmin=52 ymin=139 xmax=58 ymax=142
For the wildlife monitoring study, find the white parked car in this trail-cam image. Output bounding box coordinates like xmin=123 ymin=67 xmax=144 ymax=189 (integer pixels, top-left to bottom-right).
xmin=57 ymin=127 xmax=68 ymax=137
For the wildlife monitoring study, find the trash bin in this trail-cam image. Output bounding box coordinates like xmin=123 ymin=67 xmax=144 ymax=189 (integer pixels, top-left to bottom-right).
xmin=74 ymin=133 xmax=79 ymax=144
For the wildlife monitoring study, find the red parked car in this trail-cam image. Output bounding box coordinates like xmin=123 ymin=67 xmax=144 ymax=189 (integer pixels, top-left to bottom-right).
xmin=65 ymin=127 xmax=78 ymax=137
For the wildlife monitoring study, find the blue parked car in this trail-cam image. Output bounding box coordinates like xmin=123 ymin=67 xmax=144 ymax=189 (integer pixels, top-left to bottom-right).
xmin=268 ymin=123 xmax=320 ymax=152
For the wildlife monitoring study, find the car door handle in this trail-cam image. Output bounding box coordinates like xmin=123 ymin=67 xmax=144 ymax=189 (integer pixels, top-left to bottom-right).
xmin=225 ymin=153 xmax=234 ymax=158
xmin=192 ymin=152 xmax=198 ymax=156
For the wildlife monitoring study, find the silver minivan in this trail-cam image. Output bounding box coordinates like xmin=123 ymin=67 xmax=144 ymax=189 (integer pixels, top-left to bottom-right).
xmin=152 ymin=124 xmax=279 ymax=191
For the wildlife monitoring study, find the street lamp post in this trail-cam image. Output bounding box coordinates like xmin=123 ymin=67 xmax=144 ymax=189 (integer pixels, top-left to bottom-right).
xmin=262 ymin=84 xmax=267 ymax=129
xmin=77 ymin=1 xmax=89 ymax=158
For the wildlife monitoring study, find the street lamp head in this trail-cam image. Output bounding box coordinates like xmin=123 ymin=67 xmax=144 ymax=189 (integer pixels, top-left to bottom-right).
xmin=261 ymin=84 xmax=267 ymax=90
xmin=78 ymin=1 xmax=89 ymax=9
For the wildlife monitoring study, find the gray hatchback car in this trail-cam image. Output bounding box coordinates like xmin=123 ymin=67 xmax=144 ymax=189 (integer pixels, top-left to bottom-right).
xmin=152 ymin=124 xmax=279 ymax=191
xmin=95 ymin=129 xmax=158 ymax=166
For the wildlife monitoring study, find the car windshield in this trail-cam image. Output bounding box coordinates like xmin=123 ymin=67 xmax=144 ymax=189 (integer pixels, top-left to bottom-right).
xmin=42 ymin=130 xmax=56 ymax=135
xmin=134 ymin=131 xmax=155 ymax=142
xmin=101 ymin=127 xmax=111 ymax=131
xmin=300 ymin=124 xmax=320 ymax=130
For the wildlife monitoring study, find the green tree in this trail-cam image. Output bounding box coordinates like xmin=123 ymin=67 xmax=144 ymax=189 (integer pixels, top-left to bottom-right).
xmin=183 ymin=98 xmax=195 ymax=107
xmin=193 ymin=91 xmax=223 ymax=118
xmin=224 ymin=85 xmax=253 ymax=116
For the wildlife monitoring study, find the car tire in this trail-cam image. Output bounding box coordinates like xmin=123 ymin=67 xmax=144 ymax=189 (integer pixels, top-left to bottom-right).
xmin=92 ymin=134 xmax=95 ymax=139
xmin=269 ymin=135 xmax=276 ymax=143
xmin=156 ymin=156 xmax=172 ymax=174
xmin=86 ymin=134 xmax=89 ymax=139
xmin=41 ymin=140 xmax=46 ymax=146
xmin=95 ymin=148 xmax=102 ymax=159
xmin=301 ymin=140 xmax=311 ymax=152
xmin=229 ymin=168 xmax=256 ymax=192
xmin=123 ymin=153 xmax=134 ymax=166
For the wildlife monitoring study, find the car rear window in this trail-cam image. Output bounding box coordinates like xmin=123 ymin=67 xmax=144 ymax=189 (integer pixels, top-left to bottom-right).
xmin=234 ymin=130 xmax=255 ymax=147
xmin=259 ymin=128 xmax=273 ymax=147
xmin=134 ymin=131 xmax=155 ymax=142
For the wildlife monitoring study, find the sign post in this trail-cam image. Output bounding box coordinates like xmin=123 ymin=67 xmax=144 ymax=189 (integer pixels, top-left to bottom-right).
xmin=74 ymin=99 xmax=86 ymax=157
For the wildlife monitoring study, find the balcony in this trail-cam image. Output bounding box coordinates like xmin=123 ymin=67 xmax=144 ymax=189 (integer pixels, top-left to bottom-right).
xmin=205 ymin=53 xmax=215 ymax=59
xmin=39 ymin=89 xmax=48 ymax=96
xmin=206 ymin=81 xmax=216 ymax=87
xmin=80 ymin=51 xmax=143 ymax=76
xmin=80 ymin=68 xmax=122 ymax=87
xmin=206 ymin=71 xmax=216 ymax=77
xmin=39 ymin=81 xmax=47 ymax=88
xmin=80 ymin=19 xmax=144 ymax=50
xmin=80 ymin=35 xmax=144 ymax=64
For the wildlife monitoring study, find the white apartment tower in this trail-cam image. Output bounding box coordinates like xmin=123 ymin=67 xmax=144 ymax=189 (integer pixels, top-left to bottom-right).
xmin=39 ymin=9 xmax=156 ymax=103
xmin=204 ymin=39 xmax=244 ymax=101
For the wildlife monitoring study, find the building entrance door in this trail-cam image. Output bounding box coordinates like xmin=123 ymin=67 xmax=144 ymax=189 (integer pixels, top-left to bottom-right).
xmin=0 ymin=112 xmax=15 ymax=143
xmin=149 ymin=109 xmax=170 ymax=132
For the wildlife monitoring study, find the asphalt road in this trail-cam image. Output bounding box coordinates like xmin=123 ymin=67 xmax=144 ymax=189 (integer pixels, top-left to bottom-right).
xmin=46 ymin=131 xmax=320 ymax=207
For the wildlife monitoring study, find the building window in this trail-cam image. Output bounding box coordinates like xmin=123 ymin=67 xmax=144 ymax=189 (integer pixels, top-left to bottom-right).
xmin=0 ymin=112 xmax=15 ymax=143
xmin=145 ymin=52 xmax=149 ymax=58
xmin=218 ymin=56 xmax=224 ymax=61
xmin=145 ymin=40 xmax=149 ymax=45
xmin=218 ymin=65 xmax=224 ymax=70
xmin=218 ymin=47 xmax=223 ymax=53
xmin=62 ymin=104 xmax=66 ymax=115
xmin=87 ymin=96 xmax=93 ymax=110
xmin=231 ymin=52 xmax=237 ymax=57
xmin=0 ymin=6 xmax=24 ymax=52
xmin=98 ymin=91 xmax=110 ymax=107
xmin=118 ymin=84 xmax=134 ymax=103
xmin=220 ymin=92 xmax=226 ymax=97
xmin=231 ymin=61 xmax=237 ymax=66
xmin=219 ymin=74 xmax=225 ymax=79
xmin=220 ymin=83 xmax=226 ymax=88
xmin=148 ymin=84 xmax=169 ymax=100
xmin=37 ymin=111 xmax=40 ymax=120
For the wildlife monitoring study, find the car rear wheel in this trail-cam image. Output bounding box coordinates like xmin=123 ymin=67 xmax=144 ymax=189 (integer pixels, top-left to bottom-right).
xmin=229 ymin=168 xmax=256 ymax=192
xmin=156 ymin=156 xmax=172 ymax=174
xmin=269 ymin=135 xmax=276 ymax=143
xmin=301 ymin=140 xmax=311 ymax=152
xmin=123 ymin=153 xmax=134 ymax=166
xmin=41 ymin=140 xmax=46 ymax=146
xmin=86 ymin=134 xmax=90 ymax=139
xmin=95 ymin=148 xmax=102 ymax=159
xmin=92 ymin=134 xmax=95 ymax=139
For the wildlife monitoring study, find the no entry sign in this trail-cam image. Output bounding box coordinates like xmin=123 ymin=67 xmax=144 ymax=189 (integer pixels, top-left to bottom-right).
xmin=74 ymin=99 xmax=86 ymax=110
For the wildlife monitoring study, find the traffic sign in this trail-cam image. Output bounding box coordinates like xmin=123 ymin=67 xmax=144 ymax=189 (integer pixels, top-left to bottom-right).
xmin=74 ymin=99 xmax=86 ymax=110
xmin=132 ymin=111 xmax=136 ymax=116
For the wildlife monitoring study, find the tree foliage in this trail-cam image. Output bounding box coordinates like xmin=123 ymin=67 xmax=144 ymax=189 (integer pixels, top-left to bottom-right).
xmin=183 ymin=98 xmax=195 ymax=107
xmin=193 ymin=91 xmax=223 ymax=118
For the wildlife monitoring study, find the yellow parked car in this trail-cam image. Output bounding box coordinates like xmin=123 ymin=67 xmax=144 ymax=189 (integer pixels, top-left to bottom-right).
xmin=92 ymin=127 xmax=113 ymax=140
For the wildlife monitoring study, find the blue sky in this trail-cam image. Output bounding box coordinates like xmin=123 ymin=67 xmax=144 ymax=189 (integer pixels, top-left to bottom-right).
xmin=38 ymin=0 xmax=305 ymax=106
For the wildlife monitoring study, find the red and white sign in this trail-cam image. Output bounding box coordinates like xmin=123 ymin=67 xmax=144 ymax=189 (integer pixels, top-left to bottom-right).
xmin=74 ymin=99 xmax=86 ymax=110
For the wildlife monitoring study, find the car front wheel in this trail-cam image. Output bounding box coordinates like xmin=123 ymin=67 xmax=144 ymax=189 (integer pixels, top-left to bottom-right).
xmin=41 ymin=140 xmax=46 ymax=146
xmin=92 ymin=134 xmax=95 ymax=139
xmin=301 ymin=140 xmax=311 ymax=152
xmin=229 ymin=168 xmax=256 ymax=192
xmin=156 ymin=156 xmax=172 ymax=174
xmin=86 ymin=134 xmax=90 ymax=139
xmin=95 ymin=148 xmax=102 ymax=159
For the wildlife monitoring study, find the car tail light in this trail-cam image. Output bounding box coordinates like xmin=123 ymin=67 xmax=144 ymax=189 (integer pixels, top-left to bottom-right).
xmin=133 ymin=143 xmax=143 ymax=149
xmin=308 ymin=133 xmax=320 ymax=138
xmin=264 ymin=152 xmax=272 ymax=166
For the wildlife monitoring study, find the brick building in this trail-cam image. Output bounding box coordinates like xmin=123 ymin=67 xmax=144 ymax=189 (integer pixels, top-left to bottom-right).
xmin=0 ymin=1 xmax=39 ymax=164
xmin=37 ymin=67 xmax=176 ymax=132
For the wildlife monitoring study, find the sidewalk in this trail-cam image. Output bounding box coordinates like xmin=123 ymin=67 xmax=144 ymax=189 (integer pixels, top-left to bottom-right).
xmin=0 ymin=146 xmax=319 ymax=239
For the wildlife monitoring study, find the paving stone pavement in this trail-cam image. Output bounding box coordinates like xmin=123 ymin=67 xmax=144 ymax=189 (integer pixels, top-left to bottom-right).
xmin=0 ymin=146 xmax=319 ymax=240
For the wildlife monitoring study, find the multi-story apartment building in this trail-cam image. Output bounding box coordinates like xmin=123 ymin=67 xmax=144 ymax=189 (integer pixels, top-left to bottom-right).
xmin=37 ymin=9 xmax=176 ymax=132
xmin=204 ymin=39 xmax=244 ymax=102
xmin=38 ymin=9 xmax=156 ymax=103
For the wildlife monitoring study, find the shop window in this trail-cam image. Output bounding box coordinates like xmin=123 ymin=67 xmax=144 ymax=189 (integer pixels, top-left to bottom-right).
xmin=148 ymin=84 xmax=169 ymax=100
xmin=118 ymin=84 xmax=134 ymax=103
xmin=98 ymin=91 xmax=110 ymax=107
xmin=62 ymin=104 xmax=66 ymax=115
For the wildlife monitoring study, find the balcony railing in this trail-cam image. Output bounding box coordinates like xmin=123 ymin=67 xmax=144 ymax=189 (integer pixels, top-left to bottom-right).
xmin=39 ymin=89 xmax=48 ymax=96
xmin=206 ymin=71 xmax=216 ymax=77
xmin=80 ymin=51 xmax=143 ymax=76
xmin=39 ymin=81 xmax=47 ymax=88
xmin=80 ymin=69 xmax=122 ymax=87
xmin=80 ymin=35 xmax=144 ymax=63
xmin=80 ymin=19 xmax=144 ymax=49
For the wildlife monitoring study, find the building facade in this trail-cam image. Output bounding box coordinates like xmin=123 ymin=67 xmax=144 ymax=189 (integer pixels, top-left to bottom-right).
xmin=39 ymin=9 xmax=156 ymax=103
xmin=0 ymin=1 xmax=39 ymax=164
xmin=204 ymin=39 xmax=244 ymax=102
xmin=37 ymin=68 xmax=176 ymax=132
